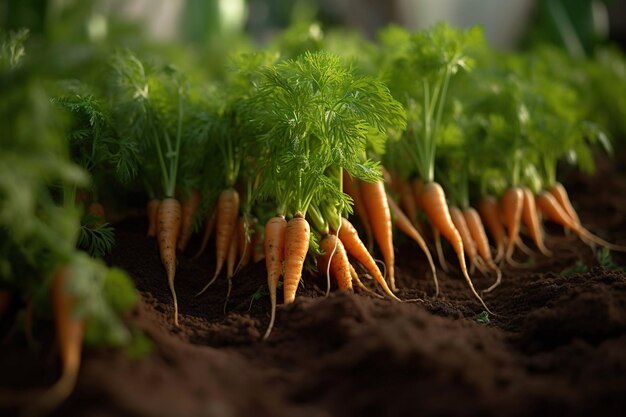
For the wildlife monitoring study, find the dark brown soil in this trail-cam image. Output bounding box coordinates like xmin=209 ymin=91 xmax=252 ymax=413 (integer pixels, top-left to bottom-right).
xmin=2 ymin=153 xmax=626 ymax=417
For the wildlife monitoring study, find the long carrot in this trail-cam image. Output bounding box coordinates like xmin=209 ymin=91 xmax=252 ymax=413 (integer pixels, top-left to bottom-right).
xmin=197 ymin=188 xmax=240 ymax=295
xmin=521 ymin=187 xmax=552 ymax=257
xmin=223 ymin=229 xmax=239 ymax=313
xmin=146 ymin=199 xmax=160 ymax=238
xmin=192 ymin=210 xmax=216 ymax=260
xmin=536 ymin=191 xmax=626 ymax=252
xmin=283 ymin=215 xmax=310 ymax=304
xmin=262 ymin=215 xmax=287 ymax=340
xmin=463 ymin=207 xmax=502 ymax=293
xmin=449 ymin=206 xmax=479 ymax=272
xmin=157 ymin=198 xmax=182 ymax=326
xmin=236 ymin=215 xmax=253 ymax=272
xmin=336 ymin=217 xmax=400 ymax=301
xmin=548 ymin=181 xmax=581 ymax=227
xmin=27 ymin=267 xmax=84 ymax=416
xmin=343 ymin=170 xmax=374 ymax=253
xmin=392 ymin=173 xmax=418 ymax=225
xmin=386 ymin=195 xmax=439 ymax=297
xmin=360 ymin=180 xmax=396 ymax=291
xmin=500 ymin=187 xmax=525 ymax=267
xmin=421 ymin=182 xmax=492 ymax=313
xmin=177 ymin=190 xmax=200 ymax=252
xmin=478 ymin=196 xmax=505 ymax=263
xmin=318 ymin=234 xmax=353 ymax=291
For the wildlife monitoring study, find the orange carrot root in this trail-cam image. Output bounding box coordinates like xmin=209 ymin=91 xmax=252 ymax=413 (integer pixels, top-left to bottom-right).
xmin=463 ymin=207 xmax=502 ymax=293
xmin=157 ymin=198 xmax=182 ymax=326
xmin=361 ymin=180 xmax=396 ymax=291
xmin=197 ymin=188 xmax=240 ymax=296
xmin=450 ymin=206 xmax=478 ymax=269
xmin=318 ymin=234 xmax=353 ymax=291
xmin=27 ymin=267 xmax=84 ymax=416
xmin=283 ymin=215 xmax=310 ymax=304
xmin=500 ymin=187 xmax=525 ymax=267
xmin=263 ymin=215 xmax=287 ymax=340
xmin=387 ymin=195 xmax=439 ymax=297
xmin=421 ymin=182 xmax=492 ymax=313
xmin=478 ymin=196 xmax=505 ymax=263
xmin=336 ymin=217 xmax=400 ymax=301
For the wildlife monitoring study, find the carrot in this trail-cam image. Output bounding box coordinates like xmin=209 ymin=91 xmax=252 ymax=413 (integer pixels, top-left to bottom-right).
xmin=536 ymin=191 xmax=626 ymax=252
xmin=283 ymin=215 xmax=310 ymax=304
xmin=262 ymin=215 xmax=287 ymax=340
xmin=360 ymin=180 xmax=396 ymax=291
xmin=177 ymin=190 xmax=200 ymax=252
xmin=336 ymin=217 xmax=400 ymax=301
xmin=197 ymin=188 xmax=240 ymax=295
xmin=395 ymin=177 xmax=418 ymax=225
xmin=421 ymin=182 xmax=492 ymax=313
xmin=223 ymin=229 xmax=239 ymax=313
xmin=500 ymin=187 xmax=526 ymax=267
xmin=433 ymin=228 xmax=450 ymax=273
xmin=463 ymin=207 xmax=502 ymax=293
xmin=318 ymin=234 xmax=353 ymax=291
xmin=548 ymin=181 xmax=581 ymax=227
xmin=478 ymin=196 xmax=505 ymax=263
xmin=342 ymin=170 xmax=374 ymax=253
xmin=157 ymin=197 xmax=182 ymax=326
xmin=236 ymin=216 xmax=253 ymax=271
xmin=349 ymin=264 xmax=384 ymax=298
xmin=27 ymin=267 xmax=84 ymax=416
xmin=449 ymin=206 xmax=479 ymax=271
xmin=146 ymin=199 xmax=160 ymax=238
xmin=386 ymin=195 xmax=439 ymax=297
xmin=521 ymin=187 xmax=552 ymax=257
xmin=192 ymin=210 xmax=216 ymax=260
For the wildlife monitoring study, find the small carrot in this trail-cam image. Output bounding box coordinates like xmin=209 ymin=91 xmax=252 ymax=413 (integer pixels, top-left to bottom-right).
xmin=349 ymin=264 xmax=384 ymax=298
xmin=463 ymin=207 xmax=502 ymax=293
xmin=386 ymin=195 xmax=439 ymax=297
xmin=536 ymin=191 xmax=626 ymax=252
xmin=236 ymin=216 xmax=253 ymax=271
xmin=449 ymin=206 xmax=479 ymax=271
xmin=478 ymin=196 xmax=505 ymax=262
xmin=360 ymin=180 xmax=396 ymax=291
xmin=548 ymin=182 xmax=581 ymax=227
xmin=318 ymin=234 xmax=353 ymax=291
xmin=197 ymin=188 xmax=240 ymax=295
xmin=283 ymin=215 xmax=310 ymax=304
xmin=146 ymin=199 xmax=160 ymax=238
xmin=223 ymin=229 xmax=239 ymax=313
xmin=336 ymin=217 xmax=400 ymax=301
xmin=421 ymin=182 xmax=492 ymax=313
xmin=28 ymin=267 xmax=84 ymax=416
xmin=177 ymin=190 xmax=200 ymax=252
xmin=520 ymin=187 xmax=552 ymax=257
xmin=500 ymin=187 xmax=525 ymax=267
xmin=262 ymin=215 xmax=287 ymax=340
xmin=157 ymin=197 xmax=182 ymax=326
xmin=343 ymin=170 xmax=374 ymax=253
xmin=192 ymin=210 xmax=216 ymax=260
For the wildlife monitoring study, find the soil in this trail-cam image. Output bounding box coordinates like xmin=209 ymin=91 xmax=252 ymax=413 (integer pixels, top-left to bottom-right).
xmin=2 ymin=153 xmax=626 ymax=417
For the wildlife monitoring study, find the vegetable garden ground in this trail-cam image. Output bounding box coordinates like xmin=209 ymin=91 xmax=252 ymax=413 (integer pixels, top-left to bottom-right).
xmin=2 ymin=152 xmax=625 ymax=417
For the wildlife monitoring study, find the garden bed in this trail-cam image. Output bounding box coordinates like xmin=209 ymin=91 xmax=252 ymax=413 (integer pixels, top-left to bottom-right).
xmin=2 ymin=154 xmax=626 ymax=417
